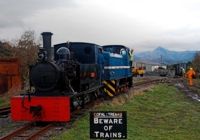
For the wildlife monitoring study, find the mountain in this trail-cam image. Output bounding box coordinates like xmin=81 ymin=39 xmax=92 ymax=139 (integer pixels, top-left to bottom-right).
xmin=135 ymin=47 xmax=196 ymax=64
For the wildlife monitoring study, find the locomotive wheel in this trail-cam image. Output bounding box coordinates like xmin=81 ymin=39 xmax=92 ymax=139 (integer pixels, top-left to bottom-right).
xmin=128 ymin=77 xmax=133 ymax=87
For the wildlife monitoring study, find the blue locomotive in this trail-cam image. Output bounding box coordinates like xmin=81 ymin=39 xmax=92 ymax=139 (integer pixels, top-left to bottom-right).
xmin=102 ymin=45 xmax=133 ymax=96
xmin=11 ymin=32 xmax=133 ymax=122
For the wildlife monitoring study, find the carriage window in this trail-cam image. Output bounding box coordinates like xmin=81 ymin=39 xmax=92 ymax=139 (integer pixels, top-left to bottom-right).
xmin=120 ymin=49 xmax=127 ymax=55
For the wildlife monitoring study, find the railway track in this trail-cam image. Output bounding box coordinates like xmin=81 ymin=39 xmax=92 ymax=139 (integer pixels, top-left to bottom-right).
xmin=133 ymin=78 xmax=168 ymax=88
xmin=133 ymin=77 xmax=200 ymax=103
xmin=171 ymin=78 xmax=200 ymax=102
xmin=192 ymin=84 xmax=200 ymax=89
xmin=0 ymin=99 xmax=99 ymax=140
xmin=0 ymin=123 xmax=53 ymax=140
xmin=0 ymin=107 xmax=10 ymax=118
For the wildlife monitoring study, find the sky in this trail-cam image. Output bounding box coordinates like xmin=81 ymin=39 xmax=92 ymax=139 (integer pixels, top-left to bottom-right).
xmin=0 ymin=0 xmax=200 ymax=52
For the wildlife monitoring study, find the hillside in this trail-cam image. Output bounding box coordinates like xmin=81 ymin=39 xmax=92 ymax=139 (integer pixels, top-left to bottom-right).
xmin=135 ymin=47 xmax=196 ymax=64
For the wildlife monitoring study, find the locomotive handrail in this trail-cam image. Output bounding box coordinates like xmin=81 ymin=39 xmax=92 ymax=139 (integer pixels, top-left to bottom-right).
xmin=70 ymin=85 xmax=102 ymax=97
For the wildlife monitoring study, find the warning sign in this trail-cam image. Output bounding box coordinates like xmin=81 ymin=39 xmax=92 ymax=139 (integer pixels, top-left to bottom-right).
xmin=90 ymin=111 xmax=127 ymax=139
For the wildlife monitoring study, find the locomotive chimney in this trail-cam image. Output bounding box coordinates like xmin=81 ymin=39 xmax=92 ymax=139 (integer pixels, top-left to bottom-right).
xmin=41 ymin=32 xmax=53 ymax=61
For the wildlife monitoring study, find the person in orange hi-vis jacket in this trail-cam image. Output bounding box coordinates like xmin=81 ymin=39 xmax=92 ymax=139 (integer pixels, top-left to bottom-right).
xmin=186 ymin=67 xmax=196 ymax=86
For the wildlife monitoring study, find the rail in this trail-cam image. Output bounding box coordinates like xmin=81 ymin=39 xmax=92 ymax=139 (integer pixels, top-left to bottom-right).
xmin=0 ymin=123 xmax=53 ymax=140
xmin=0 ymin=107 xmax=10 ymax=118
xmin=134 ymin=78 xmax=167 ymax=87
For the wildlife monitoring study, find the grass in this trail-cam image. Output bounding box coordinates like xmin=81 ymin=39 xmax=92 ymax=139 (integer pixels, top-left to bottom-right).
xmin=0 ymin=89 xmax=21 ymax=108
xmin=53 ymin=84 xmax=200 ymax=140
xmin=0 ymin=95 xmax=10 ymax=108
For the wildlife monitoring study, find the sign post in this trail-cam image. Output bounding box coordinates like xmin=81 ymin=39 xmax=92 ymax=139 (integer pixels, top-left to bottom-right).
xmin=90 ymin=111 xmax=127 ymax=139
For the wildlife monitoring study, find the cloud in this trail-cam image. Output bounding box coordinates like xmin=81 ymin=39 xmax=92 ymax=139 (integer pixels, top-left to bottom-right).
xmin=1 ymin=0 xmax=200 ymax=52
xmin=0 ymin=0 xmax=76 ymax=28
xmin=22 ymin=4 xmax=157 ymax=47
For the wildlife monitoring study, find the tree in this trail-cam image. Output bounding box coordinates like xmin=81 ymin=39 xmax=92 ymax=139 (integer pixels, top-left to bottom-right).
xmin=12 ymin=30 xmax=40 ymax=84
xmin=192 ymin=51 xmax=200 ymax=76
xmin=0 ymin=41 xmax=13 ymax=58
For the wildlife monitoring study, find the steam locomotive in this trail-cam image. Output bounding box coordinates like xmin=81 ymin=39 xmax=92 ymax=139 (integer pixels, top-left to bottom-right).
xmin=11 ymin=32 xmax=133 ymax=122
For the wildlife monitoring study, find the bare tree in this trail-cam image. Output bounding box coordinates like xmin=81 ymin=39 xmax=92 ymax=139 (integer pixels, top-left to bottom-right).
xmin=13 ymin=30 xmax=40 ymax=84
xmin=0 ymin=41 xmax=13 ymax=58
xmin=192 ymin=51 xmax=200 ymax=77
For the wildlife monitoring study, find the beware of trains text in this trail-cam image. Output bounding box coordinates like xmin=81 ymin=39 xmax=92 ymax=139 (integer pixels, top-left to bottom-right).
xmin=90 ymin=111 xmax=127 ymax=139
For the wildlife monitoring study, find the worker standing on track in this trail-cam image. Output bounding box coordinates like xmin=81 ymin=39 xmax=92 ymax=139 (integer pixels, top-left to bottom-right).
xmin=181 ymin=67 xmax=185 ymax=77
xmin=129 ymin=49 xmax=134 ymax=67
xmin=186 ymin=67 xmax=196 ymax=86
